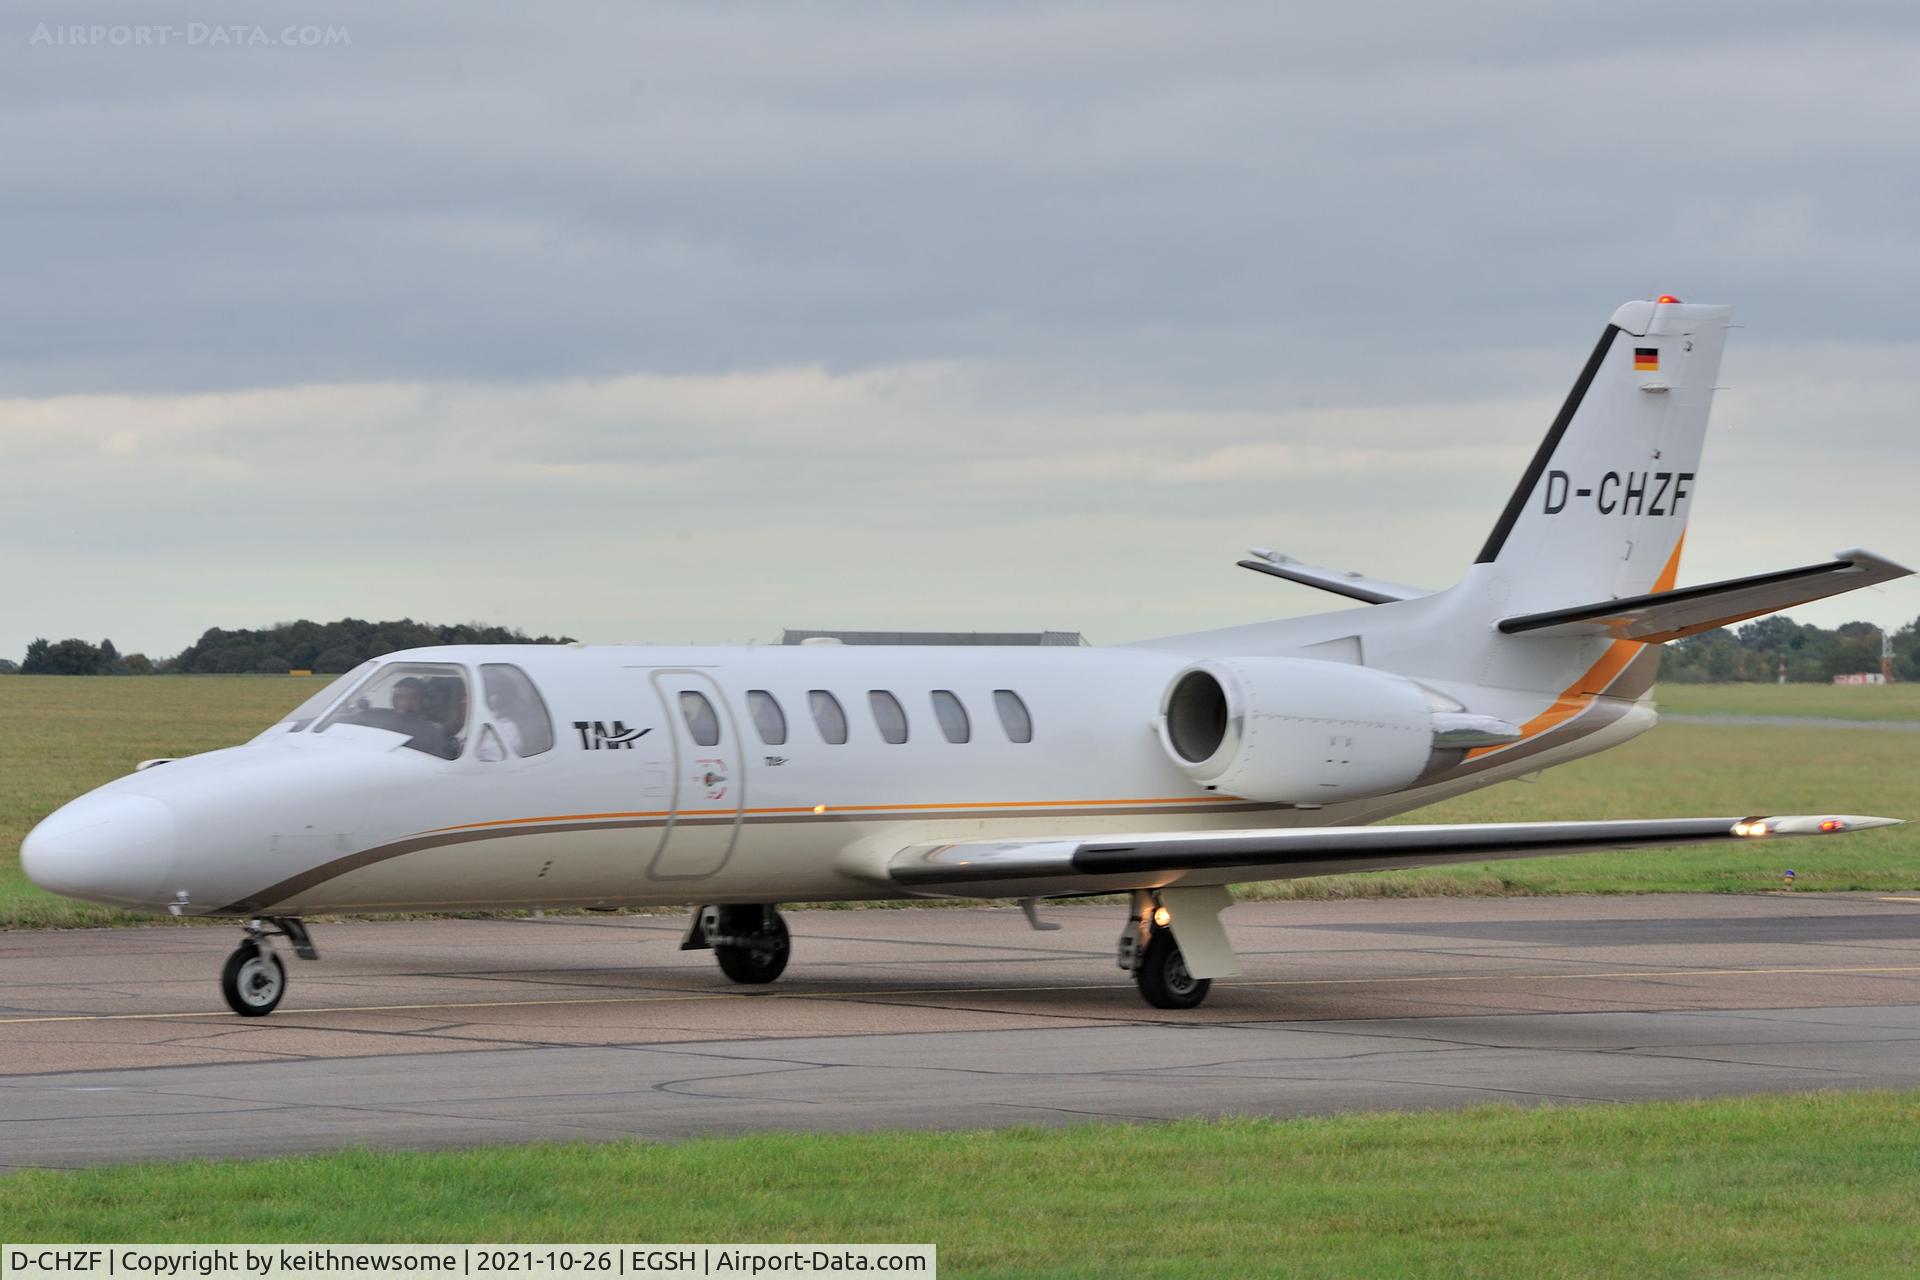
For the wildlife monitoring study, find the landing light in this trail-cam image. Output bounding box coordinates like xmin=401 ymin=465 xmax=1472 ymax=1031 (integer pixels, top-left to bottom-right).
xmin=1733 ymin=820 xmax=1770 ymax=838
xmin=1152 ymin=905 xmax=1172 ymax=928
xmin=813 ymin=804 xmax=827 ymax=815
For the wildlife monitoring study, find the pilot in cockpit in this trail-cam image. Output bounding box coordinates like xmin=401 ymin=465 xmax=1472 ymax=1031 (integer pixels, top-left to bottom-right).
xmin=389 ymin=677 xmax=455 ymax=759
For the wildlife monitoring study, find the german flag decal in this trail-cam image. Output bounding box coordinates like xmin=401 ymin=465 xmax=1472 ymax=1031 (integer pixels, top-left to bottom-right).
xmin=1634 ymin=347 xmax=1660 ymax=371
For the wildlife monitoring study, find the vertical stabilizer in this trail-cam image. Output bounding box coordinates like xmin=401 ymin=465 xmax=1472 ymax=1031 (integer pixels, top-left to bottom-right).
xmin=1477 ymin=299 xmax=1730 ymax=616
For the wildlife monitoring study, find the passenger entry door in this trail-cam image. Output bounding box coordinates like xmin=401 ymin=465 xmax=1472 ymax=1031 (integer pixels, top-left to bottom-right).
xmin=645 ymin=669 xmax=746 ymax=880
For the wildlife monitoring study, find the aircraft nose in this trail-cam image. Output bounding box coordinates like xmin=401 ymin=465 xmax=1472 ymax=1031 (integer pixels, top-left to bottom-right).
xmin=20 ymin=793 xmax=178 ymax=908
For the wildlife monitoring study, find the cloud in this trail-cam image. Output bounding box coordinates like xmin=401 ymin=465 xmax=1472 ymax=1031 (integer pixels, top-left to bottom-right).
xmin=2 ymin=3 xmax=1917 ymax=660
xmin=3 ymin=339 xmax=1917 ymax=660
xmin=4 ymin=3 xmax=1920 ymax=399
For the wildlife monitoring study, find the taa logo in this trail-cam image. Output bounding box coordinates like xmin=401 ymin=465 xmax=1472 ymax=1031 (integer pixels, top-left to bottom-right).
xmin=574 ymin=720 xmax=652 ymax=750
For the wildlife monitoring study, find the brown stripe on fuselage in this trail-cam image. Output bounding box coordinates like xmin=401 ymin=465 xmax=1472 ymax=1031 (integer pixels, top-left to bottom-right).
xmin=1434 ymin=691 xmax=1641 ymax=783
xmin=212 ymin=798 xmax=1286 ymax=915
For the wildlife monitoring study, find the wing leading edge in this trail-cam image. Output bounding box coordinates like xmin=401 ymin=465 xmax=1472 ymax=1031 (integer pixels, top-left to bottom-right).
xmin=880 ymin=814 xmax=1899 ymax=897
xmin=1237 ymin=549 xmax=1430 ymax=604
xmin=1497 ymin=548 xmax=1912 ymax=642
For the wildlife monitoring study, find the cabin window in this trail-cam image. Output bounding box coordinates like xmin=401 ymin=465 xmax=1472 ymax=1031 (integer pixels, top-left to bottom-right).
xmin=809 ymin=690 xmax=848 ymax=744
xmin=480 ymin=663 xmax=554 ymax=756
xmin=313 ymin=662 xmax=470 ymax=759
xmin=993 ymin=689 xmax=1033 ymax=743
xmin=748 ymin=690 xmax=787 ymax=745
xmin=869 ymin=690 xmax=909 ymax=744
xmin=679 ymin=690 xmax=722 ymax=747
xmin=930 ymin=690 xmax=970 ymax=743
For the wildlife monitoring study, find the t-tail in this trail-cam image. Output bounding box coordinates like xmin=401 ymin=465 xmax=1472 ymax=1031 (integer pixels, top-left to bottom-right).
xmin=1477 ymin=297 xmax=1729 ymax=618
xmin=1216 ymin=297 xmax=1910 ymax=700
xmin=1466 ymin=297 xmax=1905 ymax=656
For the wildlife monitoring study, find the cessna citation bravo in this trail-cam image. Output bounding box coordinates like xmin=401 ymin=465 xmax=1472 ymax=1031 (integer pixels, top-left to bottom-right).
xmin=22 ymin=298 xmax=1913 ymax=1015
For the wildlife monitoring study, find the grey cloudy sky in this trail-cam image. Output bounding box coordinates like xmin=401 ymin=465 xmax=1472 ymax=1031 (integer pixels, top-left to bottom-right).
xmin=4 ymin=2 xmax=1918 ymax=661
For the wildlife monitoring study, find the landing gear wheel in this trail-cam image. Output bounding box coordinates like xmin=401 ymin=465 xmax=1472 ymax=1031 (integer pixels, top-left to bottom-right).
xmin=1135 ymin=928 xmax=1210 ymax=1010
xmin=715 ymin=910 xmax=790 ymax=985
xmin=221 ymin=941 xmax=286 ymax=1017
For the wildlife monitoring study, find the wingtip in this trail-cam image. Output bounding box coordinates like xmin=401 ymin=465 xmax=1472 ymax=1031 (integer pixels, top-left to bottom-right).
xmin=1733 ymin=815 xmax=1903 ymax=837
xmin=1832 ymin=547 xmax=1916 ymax=576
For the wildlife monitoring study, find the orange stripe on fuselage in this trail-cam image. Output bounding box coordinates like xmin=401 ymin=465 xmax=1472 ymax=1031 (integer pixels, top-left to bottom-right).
xmin=419 ymin=793 xmax=1246 ymax=836
xmin=1468 ymin=534 xmax=1686 ymax=759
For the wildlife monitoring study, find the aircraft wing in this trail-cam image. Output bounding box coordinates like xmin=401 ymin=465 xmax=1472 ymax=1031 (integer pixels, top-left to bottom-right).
xmin=1237 ymin=549 xmax=1430 ymax=604
xmin=877 ymin=814 xmax=1898 ymax=897
xmin=1497 ymin=548 xmax=1912 ymax=642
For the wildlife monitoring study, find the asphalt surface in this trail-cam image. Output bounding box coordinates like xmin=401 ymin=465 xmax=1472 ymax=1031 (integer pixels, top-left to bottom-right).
xmin=3 ymin=894 xmax=1919 ymax=1168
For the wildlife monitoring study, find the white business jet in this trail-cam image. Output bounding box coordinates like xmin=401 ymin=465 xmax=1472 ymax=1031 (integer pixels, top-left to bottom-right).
xmin=22 ymin=298 xmax=1911 ymax=1016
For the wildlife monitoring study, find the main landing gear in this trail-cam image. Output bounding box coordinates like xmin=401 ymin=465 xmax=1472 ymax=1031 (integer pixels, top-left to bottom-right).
xmin=220 ymin=917 xmax=317 ymax=1017
xmin=682 ymin=904 xmax=791 ymax=985
xmin=1116 ymin=887 xmax=1240 ymax=1010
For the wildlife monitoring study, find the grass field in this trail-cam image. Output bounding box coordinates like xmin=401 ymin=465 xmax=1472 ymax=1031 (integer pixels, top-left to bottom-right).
xmin=1654 ymin=682 xmax=1920 ymax=720
xmin=5 ymin=1093 xmax=1919 ymax=1277
xmin=2 ymin=676 xmax=1916 ymax=928
xmin=0 ymin=675 xmax=328 ymax=927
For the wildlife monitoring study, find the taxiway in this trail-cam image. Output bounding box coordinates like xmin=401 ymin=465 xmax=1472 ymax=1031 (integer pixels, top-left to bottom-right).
xmin=2 ymin=893 xmax=1917 ymax=1167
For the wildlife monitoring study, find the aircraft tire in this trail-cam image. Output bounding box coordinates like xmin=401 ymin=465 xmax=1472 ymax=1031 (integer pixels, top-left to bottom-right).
xmin=221 ymin=941 xmax=286 ymax=1017
xmin=715 ymin=911 xmax=790 ymax=984
xmin=1135 ymin=928 xmax=1210 ymax=1010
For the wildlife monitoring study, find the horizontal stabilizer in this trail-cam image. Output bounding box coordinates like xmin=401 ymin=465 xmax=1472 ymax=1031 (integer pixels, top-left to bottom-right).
xmin=1238 ymin=549 xmax=1430 ymax=604
xmin=1497 ymin=548 xmax=1913 ymax=642
xmin=884 ymin=814 xmax=1898 ymax=896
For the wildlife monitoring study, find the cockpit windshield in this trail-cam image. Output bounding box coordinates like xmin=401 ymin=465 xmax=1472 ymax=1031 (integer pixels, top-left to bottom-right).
xmin=273 ymin=661 xmax=378 ymax=733
xmin=312 ymin=662 xmax=470 ymax=759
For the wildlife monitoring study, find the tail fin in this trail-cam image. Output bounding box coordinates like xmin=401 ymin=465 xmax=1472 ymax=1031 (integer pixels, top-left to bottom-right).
xmin=1477 ymin=299 xmax=1731 ymax=615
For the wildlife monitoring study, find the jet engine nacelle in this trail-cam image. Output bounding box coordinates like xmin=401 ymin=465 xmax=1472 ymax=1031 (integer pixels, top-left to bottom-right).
xmin=1157 ymin=657 xmax=1441 ymax=804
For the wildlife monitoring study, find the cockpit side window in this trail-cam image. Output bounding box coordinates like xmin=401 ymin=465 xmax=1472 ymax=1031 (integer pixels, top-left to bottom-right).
xmin=274 ymin=660 xmax=378 ymax=732
xmin=313 ymin=662 xmax=470 ymax=759
xmin=480 ymin=664 xmax=555 ymax=757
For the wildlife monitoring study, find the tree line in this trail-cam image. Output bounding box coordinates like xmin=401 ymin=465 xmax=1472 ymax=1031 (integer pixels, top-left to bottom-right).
xmin=6 ymin=613 xmax=1917 ymax=683
xmin=6 ymin=619 xmax=575 ymax=676
xmin=1661 ymin=614 xmax=1918 ymax=684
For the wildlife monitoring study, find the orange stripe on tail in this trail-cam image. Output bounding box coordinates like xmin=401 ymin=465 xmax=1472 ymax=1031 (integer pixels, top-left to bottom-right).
xmin=1469 ymin=535 xmax=1686 ymax=758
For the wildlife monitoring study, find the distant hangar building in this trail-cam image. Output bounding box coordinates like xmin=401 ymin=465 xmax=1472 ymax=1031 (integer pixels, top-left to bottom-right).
xmin=780 ymin=629 xmax=1087 ymax=646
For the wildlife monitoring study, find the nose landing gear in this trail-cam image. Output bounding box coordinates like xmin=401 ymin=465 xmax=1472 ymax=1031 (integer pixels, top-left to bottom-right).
xmin=219 ymin=917 xmax=317 ymax=1017
xmin=682 ymin=904 xmax=791 ymax=985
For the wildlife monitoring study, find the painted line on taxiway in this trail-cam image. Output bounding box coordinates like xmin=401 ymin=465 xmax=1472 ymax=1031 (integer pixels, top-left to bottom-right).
xmin=3 ymin=963 xmax=1919 ymax=1026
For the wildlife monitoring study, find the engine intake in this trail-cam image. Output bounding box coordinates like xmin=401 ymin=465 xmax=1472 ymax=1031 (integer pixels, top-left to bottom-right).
xmin=1157 ymin=657 xmax=1469 ymax=804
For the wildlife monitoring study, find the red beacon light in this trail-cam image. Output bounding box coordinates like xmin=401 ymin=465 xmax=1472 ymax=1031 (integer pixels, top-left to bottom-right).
xmin=1656 ymin=295 xmax=1682 ymax=304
